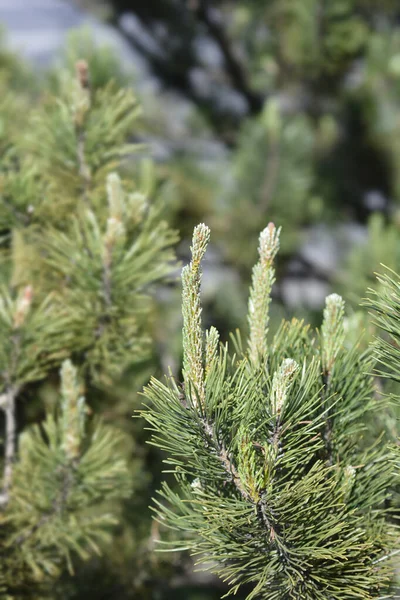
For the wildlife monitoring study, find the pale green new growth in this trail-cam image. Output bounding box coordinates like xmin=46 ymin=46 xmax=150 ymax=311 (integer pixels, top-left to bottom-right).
xmin=182 ymin=223 xmax=210 ymax=406
xmin=104 ymin=173 xmax=125 ymax=249
xmin=205 ymin=326 xmax=220 ymax=378
xmin=270 ymin=358 xmax=299 ymax=416
xmin=321 ymin=293 xmax=345 ymax=376
xmin=61 ymin=360 xmax=85 ymax=461
xmin=104 ymin=215 xmax=125 ymax=250
xmin=247 ymin=222 xmax=280 ymax=367
xmin=341 ymin=465 xmax=356 ymax=501
xmin=106 ymin=172 xmax=124 ymax=221
xmin=13 ymin=285 xmax=33 ymax=329
xmin=128 ymin=191 xmax=147 ymax=225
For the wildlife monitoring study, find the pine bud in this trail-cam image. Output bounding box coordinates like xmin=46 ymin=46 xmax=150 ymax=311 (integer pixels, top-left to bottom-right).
xmin=106 ymin=172 xmax=124 ymax=221
xmin=191 ymin=478 xmax=202 ymax=492
xmin=104 ymin=174 xmax=125 ymax=251
xmin=321 ymin=293 xmax=345 ymax=376
xmin=61 ymin=360 xmax=85 ymax=461
xmin=13 ymin=285 xmax=33 ymax=329
xmin=341 ymin=465 xmax=356 ymax=501
xmin=128 ymin=191 xmax=147 ymax=225
xmin=104 ymin=217 xmax=125 ymax=249
xmin=182 ymin=224 xmax=211 ymax=408
xmin=73 ymin=59 xmax=91 ymax=127
xmin=270 ymin=358 xmax=299 ymax=416
xmin=248 ymin=223 xmax=281 ymax=367
xmin=259 ymin=222 xmax=280 ymax=267
xmin=205 ymin=326 xmax=220 ymax=377
xmin=75 ymin=59 xmax=90 ymax=90
xmin=191 ymin=223 xmax=211 ymax=271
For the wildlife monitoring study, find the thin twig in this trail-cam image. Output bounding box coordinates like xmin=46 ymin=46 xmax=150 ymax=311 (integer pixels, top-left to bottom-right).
xmin=202 ymin=415 xmax=286 ymax=551
xmin=202 ymin=419 xmax=250 ymax=501
xmin=76 ymin=124 xmax=91 ymax=208
xmin=95 ymin=244 xmax=113 ymax=340
xmin=373 ymin=548 xmax=400 ymax=564
xmin=102 ymin=246 xmax=113 ymax=310
xmin=0 ymin=385 xmax=20 ymax=507
xmin=321 ymin=373 xmax=334 ymax=466
xmin=75 ymin=60 xmax=92 ymax=208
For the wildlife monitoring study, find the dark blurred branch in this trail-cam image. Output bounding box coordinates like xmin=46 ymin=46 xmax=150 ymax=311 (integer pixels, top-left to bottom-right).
xmin=103 ymin=0 xmax=263 ymax=137
xmin=195 ymin=0 xmax=263 ymax=115
xmin=287 ymin=255 xmax=332 ymax=283
xmin=109 ymin=14 xmax=240 ymax=137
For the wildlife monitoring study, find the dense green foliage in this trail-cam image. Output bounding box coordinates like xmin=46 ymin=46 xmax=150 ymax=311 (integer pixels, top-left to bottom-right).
xmin=0 ymin=0 xmax=400 ymax=597
xmin=0 ymin=48 xmax=178 ymax=597
xmin=143 ymin=224 xmax=397 ymax=599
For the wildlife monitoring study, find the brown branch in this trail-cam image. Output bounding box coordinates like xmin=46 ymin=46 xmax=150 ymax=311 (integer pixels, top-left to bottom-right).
xmin=202 ymin=419 xmax=250 ymax=501
xmin=201 ymin=415 xmax=287 ymax=553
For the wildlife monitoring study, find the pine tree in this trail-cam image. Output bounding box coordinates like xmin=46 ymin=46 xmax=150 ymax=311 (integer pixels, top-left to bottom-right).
xmin=143 ymin=223 xmax=397 ymax=599
xmin=0 ymin=54 xmax=177 ymax=596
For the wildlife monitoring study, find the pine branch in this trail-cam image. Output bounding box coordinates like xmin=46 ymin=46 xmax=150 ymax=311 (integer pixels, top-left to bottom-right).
xmin=0 ymin=49 xmax=177 ymax=593
xmin=143 ymin=223 xmax=396 ymax=600
xmin=6 ymin=359 xmax=131 ymax=578
xmin=74 ymin=60 xmax=91 ymax=208
xmin=0 ymin=384 xmax=19 ymax=507
xmin=60 ymin=360 xmax=85 ymax=461
xmin=0 ymin=285 xmax=33 ymax=507
xmin=12 ymin=463 xmax=75 ymax=547
xmin=182 ymin=223 xmax=210 ymax=407
xmin=201 ymin=417 xmax=250 ymax=502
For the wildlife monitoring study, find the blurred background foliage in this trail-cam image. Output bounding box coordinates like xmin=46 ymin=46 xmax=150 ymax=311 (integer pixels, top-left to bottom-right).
xmin=0 ymin=0 xmax=399 ymax=598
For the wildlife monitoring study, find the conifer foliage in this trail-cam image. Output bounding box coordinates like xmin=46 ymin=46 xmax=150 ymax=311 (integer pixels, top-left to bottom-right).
xmin=143 ymin=224 xmax=397 ymax=599
xmin=5 ymin=360 xmax=131 ymax=582
xmin=0 ymin=57 xmax=177 ymax=594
